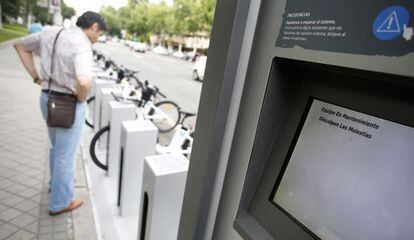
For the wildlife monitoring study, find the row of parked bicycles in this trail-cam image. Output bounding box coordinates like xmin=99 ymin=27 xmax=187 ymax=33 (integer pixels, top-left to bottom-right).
xmin=88 ymin=50 xmax=196 ymax=171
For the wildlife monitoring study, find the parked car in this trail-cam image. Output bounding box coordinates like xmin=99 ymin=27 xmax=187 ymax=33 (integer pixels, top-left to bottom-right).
xmin=172 ymin=51 xmax=185 ymax=59
xmin=133 ymin=42 xmax=147 ymax=53
xmin=183 ymin=51 xmax=196 ymax=61
xmin=112 ymin=36 xmax=120 ymax=42
xmin=152 ymin=46 xmax=168 ymax=55
xmin=124 ymin=40 xmax=132 ymax=47
xmin=98 ymin=35 xmax=107 ymax=43
xmin=192 ymin=56 xmax=207 ymax=81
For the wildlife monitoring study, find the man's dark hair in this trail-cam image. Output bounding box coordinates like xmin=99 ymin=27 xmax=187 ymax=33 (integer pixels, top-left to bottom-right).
xmin=76 ymin=11 xmax=107 ymax=31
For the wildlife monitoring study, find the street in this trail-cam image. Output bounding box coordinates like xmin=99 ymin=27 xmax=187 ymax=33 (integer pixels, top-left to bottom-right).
xmin=94 ymin=41 xmax=203 ymax=119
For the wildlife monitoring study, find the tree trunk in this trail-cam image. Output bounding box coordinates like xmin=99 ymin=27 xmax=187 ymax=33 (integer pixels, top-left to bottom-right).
xmin=0 ymin=3 xmax=3 ymax=31
xmin=24 ymin=0 xmax=29 ymax=26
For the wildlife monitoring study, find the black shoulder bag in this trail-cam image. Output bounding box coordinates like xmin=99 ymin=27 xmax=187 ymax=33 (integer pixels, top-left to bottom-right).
xmin=47 ymin=29 xmax=77 ymax=128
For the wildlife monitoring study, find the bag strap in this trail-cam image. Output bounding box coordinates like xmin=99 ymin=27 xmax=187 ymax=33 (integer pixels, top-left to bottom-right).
xmin=48 ymin=29 xmax=74 ymax=94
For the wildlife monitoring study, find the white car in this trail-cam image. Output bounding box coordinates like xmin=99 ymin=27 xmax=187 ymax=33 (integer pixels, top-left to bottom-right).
xmin=98 ymin=35 xmax=107 ymax=43
xmin=133 ymin=42 xmax=147 ymax=53
xmin=152 ymin=46 xmax=168 ymax=55
xmin=172 ymin=51 xmax=185 ymax=59
xmin=192 ymin=56 xmax=207 ymax=81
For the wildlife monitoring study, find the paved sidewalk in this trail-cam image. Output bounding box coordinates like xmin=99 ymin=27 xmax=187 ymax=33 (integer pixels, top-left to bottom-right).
xmin=0 ymin=41 xmax=97 ymax=239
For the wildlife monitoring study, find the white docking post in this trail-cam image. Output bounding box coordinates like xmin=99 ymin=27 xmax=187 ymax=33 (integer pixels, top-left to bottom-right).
xmin=118 ymin=120 xmax=158 ymax=217
xmin=138 ymin=153 xmax=189 ymax=240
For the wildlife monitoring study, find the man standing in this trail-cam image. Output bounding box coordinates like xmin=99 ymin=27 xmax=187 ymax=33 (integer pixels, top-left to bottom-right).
xmin=14 ymin=11 xmax=107 ymax=215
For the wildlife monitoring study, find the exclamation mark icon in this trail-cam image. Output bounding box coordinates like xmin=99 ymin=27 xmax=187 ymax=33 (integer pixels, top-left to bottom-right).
xmin=387 ymin=16 xmax=394 ymax=30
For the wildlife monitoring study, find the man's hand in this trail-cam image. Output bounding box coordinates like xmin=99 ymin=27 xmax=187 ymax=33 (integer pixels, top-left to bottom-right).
xmin=75 ymin=75 xmax=91 ymax=102
xmin=34 ymin=78 xmax=46 ymax=85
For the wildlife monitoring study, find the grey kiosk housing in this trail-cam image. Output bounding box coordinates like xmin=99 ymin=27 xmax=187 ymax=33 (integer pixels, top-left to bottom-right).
xmin=177 ymin=0 xmax=414 ymax=239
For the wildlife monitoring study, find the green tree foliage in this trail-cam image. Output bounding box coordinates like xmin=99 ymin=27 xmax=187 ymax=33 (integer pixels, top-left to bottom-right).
xmin=173 ymin=0 xmax=199 ymax=36
xmin=100 ymin=6 xmax=122 ymax=36
xmin=0 ymin=0 xmax=23 ymax=20
xmin=199 ymin=0 xmax=215 ymax=33
xmin=120 ymin=3 xmax=151 ymax=40
xmin=99 ymin=0 xmax=215 ymax=41
xmin=1 ymin=0 xmax=74 ymax=24
xmin=32 ymin=5 xmax=50 ymax=24
xmin=61 ymin=1 xmax=75 ymax=19
xmin=146 ymin=2 xmax=171 ymax=35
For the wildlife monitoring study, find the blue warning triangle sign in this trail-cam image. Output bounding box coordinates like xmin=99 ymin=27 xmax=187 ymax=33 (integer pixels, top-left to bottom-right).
xmin=376 ymin=11 xmax=401 ymax=33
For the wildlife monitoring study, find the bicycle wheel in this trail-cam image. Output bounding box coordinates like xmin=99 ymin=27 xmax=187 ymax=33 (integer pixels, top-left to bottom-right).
xmin=150 ymin=100 xmax=180 ymax=133
xmin=89 ymin=125 xmax=110 ymax=171
xmin=127 ymin=76 xmax=143 ymax=91
xmin=85 ymin=96 xmax=95 ymax=128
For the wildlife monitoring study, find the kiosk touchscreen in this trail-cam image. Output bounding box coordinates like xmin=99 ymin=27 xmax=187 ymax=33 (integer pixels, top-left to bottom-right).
xmin=233 ymin=58 xmax=414 ymax=240
xmin=272 ymin=99 xmax=414 ymax=240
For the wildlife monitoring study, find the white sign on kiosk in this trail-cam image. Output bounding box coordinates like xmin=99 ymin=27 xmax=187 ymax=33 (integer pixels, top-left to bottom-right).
xmin=273 ymin=99 xmax=414 ymax=240
xmin=138 ymin=153 xmax=189 ymax=240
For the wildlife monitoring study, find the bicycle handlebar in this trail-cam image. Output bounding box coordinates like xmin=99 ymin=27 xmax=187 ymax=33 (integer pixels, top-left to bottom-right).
xmin=156 ymin=88 xmax=167 ymax=98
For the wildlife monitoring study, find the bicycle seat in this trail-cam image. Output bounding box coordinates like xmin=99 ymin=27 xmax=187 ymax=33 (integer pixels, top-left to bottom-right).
xmin=180 ymin=111 xmax=196 ymax=118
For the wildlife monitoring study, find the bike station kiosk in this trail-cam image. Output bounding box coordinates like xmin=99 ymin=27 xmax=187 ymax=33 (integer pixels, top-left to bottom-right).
xmin=93 ymin=79 xmax=115 ymax=133
xmin=178 ymin=0 xmax=414 ymax=239
xmin=107 ymin=101 xmax=137 ymax=179
xmin=98 ymin=88 xmax=122 ymax=147
xmin=138 ymin=154 xmax=189 ymax=240
xmin=118 ymin=120 xmax=158 ymax=217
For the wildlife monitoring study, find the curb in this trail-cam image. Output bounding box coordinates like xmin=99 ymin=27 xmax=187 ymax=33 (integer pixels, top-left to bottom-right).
xmin=79 ymin=141 xmax=104 ymax=240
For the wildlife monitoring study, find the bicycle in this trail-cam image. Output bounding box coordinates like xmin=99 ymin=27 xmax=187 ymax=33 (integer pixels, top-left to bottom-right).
xmin=86 ymin=62 xmax=144 ymax=128
xmin=155 ymin=110 xmax=196 ymax=157
xmin=89 ymin=83 xmax=182 ymax=171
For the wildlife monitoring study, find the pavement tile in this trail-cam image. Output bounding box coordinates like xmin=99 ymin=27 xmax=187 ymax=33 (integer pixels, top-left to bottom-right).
xmin=0 ymin=190 xmax=13 ymax=200
xmin=0 ymin=203 xmax=9 ymax=212
xmin=2 ymin=172 xmax=18 ymax=179
xmin=13 ymin=200 xmax=38 ymax=213
xmin=31 ymin=184 xmax=43 ymax=192
xmin=4 ymin=161 xmax=20 ymax=169
xmin=0 ymin=179 xmax=16 ymax=189
xmin=53 ymin=232 xmax=70 ymax=240
xmin=39 ymin=218 xmax=54 ymax=227
xmin=30 ymin=194 xmax=41 ymax=203
xmin=37 ymin=234 xmax=53 ymax=240
xmin=2 ymin=194 xmax=25 ymax=207
xmin=53 ymin=224 xmax=67 ymax=232
xmin=24 ymin=221 xmax=39 ymax=234
xmin=10 ymin=213 xmax=37 ymax=228
xmin=38 ymin=225 xmax=53 ymax=234
xmin=6 ymin=183 xmax=28 ymax=193
xmin=27 ymin=206 xmax=40 ymax=218
xmin=21 ymin=178 xmax=41 ymax=188
xmin=17 ymin=188 xmax=39 ymax=199
xmin=5 ymin=229 xmax=35 ymax=240
xmin=8 ymin=173 xmax=31 ymax=183
xmin=0 ymin=208 xmax=22 ymax=221
xmin=0 ymin=223 xmax=19 ymax=239
xmin=25 ymin=169 xmax=43 ymax=178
